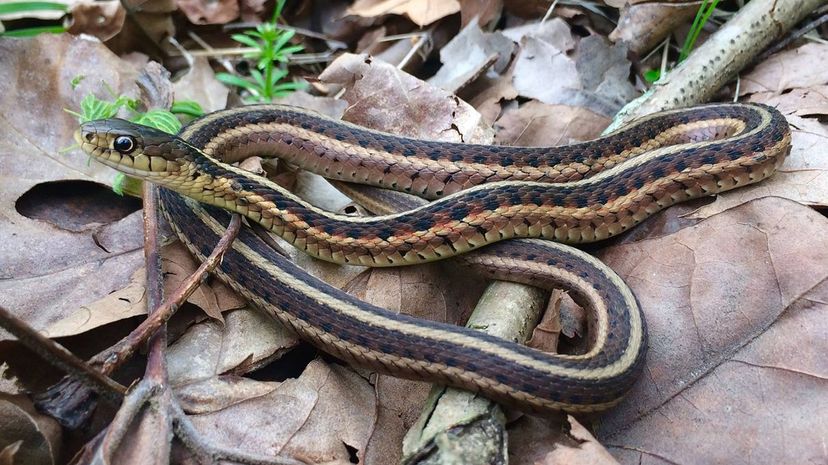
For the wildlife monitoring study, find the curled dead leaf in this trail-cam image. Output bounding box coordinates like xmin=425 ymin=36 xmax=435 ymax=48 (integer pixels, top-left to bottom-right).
xmin=347 ymin=0 xmax=461 ymax=27
xmin=67 ymin=0 xmax=126 ymax=41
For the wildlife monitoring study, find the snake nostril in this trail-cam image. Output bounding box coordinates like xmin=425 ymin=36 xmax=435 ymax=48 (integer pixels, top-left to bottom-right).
xmin=84 ymin=132 xmax=95 ymax=142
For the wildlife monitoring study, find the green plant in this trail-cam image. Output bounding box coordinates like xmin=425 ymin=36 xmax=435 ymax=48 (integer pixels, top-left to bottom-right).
xmin=0 ymin=1 xmax=68 ymax=37
xmin=68 ymin=91 xmax=204 ymax=195
xmin=216 ymin=0 xmax=305 ymax=102
xmin=644 ymin=0 xmax=720 ymax=83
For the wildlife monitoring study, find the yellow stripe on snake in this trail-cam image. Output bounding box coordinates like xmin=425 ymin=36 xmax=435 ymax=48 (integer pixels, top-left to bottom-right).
xmin=75 ymin=103 xmax=790 ymax=413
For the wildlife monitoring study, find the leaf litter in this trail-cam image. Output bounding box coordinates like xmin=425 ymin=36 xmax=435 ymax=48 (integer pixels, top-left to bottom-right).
xmin=0 ymin=2 xmax=827 ymax=465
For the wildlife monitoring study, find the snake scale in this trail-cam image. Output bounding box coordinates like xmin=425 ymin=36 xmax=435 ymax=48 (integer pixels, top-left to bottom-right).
xmin=76 ymin=102 xmax=791 ymax=412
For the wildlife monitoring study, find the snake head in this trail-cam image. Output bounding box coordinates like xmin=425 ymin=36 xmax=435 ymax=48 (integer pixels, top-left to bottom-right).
xmin=75 ymin=119 xmax=194 ymax=178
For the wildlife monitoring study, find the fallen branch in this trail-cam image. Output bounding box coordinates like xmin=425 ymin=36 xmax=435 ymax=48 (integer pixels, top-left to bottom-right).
xmin=611 ymin=0 xmax=828 ymax=128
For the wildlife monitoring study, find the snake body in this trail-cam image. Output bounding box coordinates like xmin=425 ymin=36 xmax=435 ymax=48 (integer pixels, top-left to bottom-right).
xmin=76 ymin=103 xmax=791 ymax=412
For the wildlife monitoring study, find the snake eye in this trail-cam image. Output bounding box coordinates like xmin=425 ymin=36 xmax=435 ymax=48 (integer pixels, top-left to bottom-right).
xmin=113 ymin=136 xmax=136 ymax=154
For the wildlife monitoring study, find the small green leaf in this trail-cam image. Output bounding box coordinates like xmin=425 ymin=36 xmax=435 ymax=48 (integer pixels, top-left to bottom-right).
xmin=0 ymin=1 xmax=67 ymax=14
xmin=216 ymin=72 xmax=259 ymax=91
xmin=231 ymin=33 xmax=260 ymax=49
xmin=644 ymin=69 xmax=661 ymax=83
xmin=112 ymin=173 xmax=126 ymax=196
xmin=78 ymin=94 xmax=124 ymax=122
xmin=112 ymin=173 xmax=142 ymax=197
xmin=2 ymin=25 xmax=66 ymax=37
xmin=70 ymin=75 xmax=85 ymax=89
xmin=271 ymin=81 xmax=307 ymax=95
xmin=272 ymin=29 xmax=296 ymax=51
xmin=249 ymin=69 xmax=267 ymax=89
xmin=131 ymin=109 xmax=181 ymax=135
xmin=170 ymin=100 xmax=204 ymax=117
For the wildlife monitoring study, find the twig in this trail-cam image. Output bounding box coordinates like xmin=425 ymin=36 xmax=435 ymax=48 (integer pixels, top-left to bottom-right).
xmin=73 ymin=185 xmax=307 ymax=464
xmin=610 ymin=0 xmax=828 ymax=128
xmin=754 ymin=6 xmax=828 ymax=63
xmin=35 ymin=206 xmax=242 ymax=429
xmin=0 ymin=305 xmax=126 ymax=398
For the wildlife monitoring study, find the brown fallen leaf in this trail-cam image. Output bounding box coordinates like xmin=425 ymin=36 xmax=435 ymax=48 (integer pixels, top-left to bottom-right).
xmin=184 ymin=359 xmax=376 ymax=463
xmin=457 ymin=0 xmax=503 ymax=28
xmin=347 ymin=0 xmax=461 ymax=27
xmin=501 ymin=17 xmax=576 ymax=52
xmin=740 ymin=42 xmax=828 ymax=95
xmin=509 ymin=415 xmax=619 ymax=465
xmin=0 ymin=394 xmax=61 ymax=465
xmin=605 ymin=275 xmax=827 ymax=463
xmin=106 ymin=0 xmax=175 ymax=55
xmin=176 ymin=0 xmax=238 ymax=25
xmin=0 ymin=35 xmax=146 ymax=341
xmin=66 ymin=0 xmax=126 ymax=41
xmin=509 ymin=22 xmax=636 ymax=117
xmin=595 ymin=197 xmax=828 ymax=458
xmin=428 ymin=17 xmax=515 ymax=93
xmin=172 ymin=57 xmax=229 ymax=113
xmin=494 ymin=100 xmax=610 ymax=146
xmin=319 ymin=53 xmax=494 ymax=143
xmin=167 ymin=308 xmax=300 ymax=388
xmin=748 ymin=86 xmax=828 ymax=117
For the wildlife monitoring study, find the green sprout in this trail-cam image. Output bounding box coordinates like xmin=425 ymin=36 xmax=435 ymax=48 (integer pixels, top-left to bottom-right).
xmin=644 ymin=0 xmax=720 ymax=84
xmin=0 ymin=1 xmax=68 ymax=37
xmin=216 ymin=0 xmax=306 ymax=102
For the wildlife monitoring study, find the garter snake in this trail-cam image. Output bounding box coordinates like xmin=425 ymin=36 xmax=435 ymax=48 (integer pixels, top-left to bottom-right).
xmin=75 ymin=103 xmax=791 ymax=413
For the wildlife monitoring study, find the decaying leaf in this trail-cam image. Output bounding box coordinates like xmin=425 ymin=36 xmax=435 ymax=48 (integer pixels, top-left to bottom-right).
xmin=66 ymin=0 xmax=127 ymax=41
xmin=172 ymin=57 xmax=229 ymax=113
xmin=347 ymin=0 xmax=461 ymax=27
xmin=690 ymin=114 xmax=828 ymax=218
xmin=596 ymin=198 xmax=828 ymax=458
xmin=494 ymin=100 xmax=610 ymax=146
xmin=0 ymin=35 xmax=145 ymax=340
xmin=0 ymin=394 xmax=61 ymax=465
xmin=176 ymin=0 xmax=238 ymax=24
xmin=185 ymin=359 xmax=375 ymax=463
xmin=319 ymin=53 xmax=494 ymax=143
xmin=168 ymin=308 xmax=300 ymax=388
xmin=740 ymin=43 xmax=828 ymax=95
xmin=428 ymin=17 xmax=515 ymax=93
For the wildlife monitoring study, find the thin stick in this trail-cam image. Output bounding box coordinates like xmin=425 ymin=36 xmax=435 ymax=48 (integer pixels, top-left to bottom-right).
xmin=0 ymin=305 xmax=126 ymax=397
xmin=88 ymin=212 xmax=242 ymax=376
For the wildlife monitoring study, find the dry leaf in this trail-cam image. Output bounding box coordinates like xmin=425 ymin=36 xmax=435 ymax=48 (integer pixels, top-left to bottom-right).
xmin=66 ymin=0 xmax=127 ymax=41
xmin=467 ymin=65 xmax=519 ymax=125
xmin=457 ymin=0 xmax=503 ymax=27
xmin=172 ymin=57 xmax=229 ymax=113
xmin=43 ymin=242 xmax=246 ymax=337
xmin=748 ymin=86 xmax=828 ymax=118
xmin=428 ymin=17 xmax=515 ymax=93
xmin=594 ymin=197 xmax=828 ymax=463
xmin=176 ymin=0 xmax=238 ymax=24
xmin=740 ymin=42 xmax=828 ymax=95
xmin=167 ymin=308 xmax=299 ymax=387
xmin=493 ymin=100 xmax=610 ymax=146
xmin=0 ymin=394 xmax=61 ymax=465
xmin=0 ymin=35 xmax=145 ymax=340
xmin=319 ymin=53 xmax=494 ymax=144
xmin=501 ymin=17 xmax=575 ymax=52
xmin=185 ymin=359 xmax=375 ymax=463
xmin=508 ymin=21 xmax=636 ymax=116
xmin=510 ymin=415 xmax=619 ymax=465
xmin=347 ymin=0 xmax=461 ymax=27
